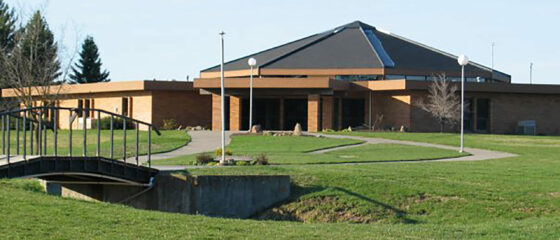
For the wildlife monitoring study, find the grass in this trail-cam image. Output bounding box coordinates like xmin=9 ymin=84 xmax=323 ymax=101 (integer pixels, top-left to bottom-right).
xmin=153 ymin=134 xmax=466 ymax=165
xmin=1 ymin=179 xmax=559 ymax=239
xmin=2 ymin=132 xmax=560 ymax=239
xmin=2 ymin=129 xmax=190 ymax=158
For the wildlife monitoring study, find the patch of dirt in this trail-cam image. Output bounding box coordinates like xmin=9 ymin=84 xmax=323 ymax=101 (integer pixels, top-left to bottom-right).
xmin=254 ymin=196 xmax=378 ymax=223
xmin=407 ymin=193 xmax=466 ymax=204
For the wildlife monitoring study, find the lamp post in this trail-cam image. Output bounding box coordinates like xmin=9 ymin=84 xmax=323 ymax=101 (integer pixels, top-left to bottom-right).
xmin=457 ymin=54 xmax=469 ymax=153
xmin=219 ymin=31 xmax=226 ymax=164
xmin=247 ymin=58 xmax=257 ymax=131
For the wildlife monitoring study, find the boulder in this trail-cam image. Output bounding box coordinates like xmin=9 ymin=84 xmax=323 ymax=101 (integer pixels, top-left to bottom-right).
xmin=293 ymin=123 xmax=303 ymax=136
xmin=250 ymin=125 xmax=262 ymax=133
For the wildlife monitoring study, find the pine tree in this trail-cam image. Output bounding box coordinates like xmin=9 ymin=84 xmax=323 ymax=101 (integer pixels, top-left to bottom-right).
xmin=20 ymin=11 xmax=61 ymax=83
xmin=69 ymin=36 xmax=110 ymax=83
xmin=0 ymin=0 xmax=16 ymax=50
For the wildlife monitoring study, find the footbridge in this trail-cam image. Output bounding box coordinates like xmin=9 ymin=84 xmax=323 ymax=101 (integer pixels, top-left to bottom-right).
xmin=0 ymin=106 xmax=160 ymax=186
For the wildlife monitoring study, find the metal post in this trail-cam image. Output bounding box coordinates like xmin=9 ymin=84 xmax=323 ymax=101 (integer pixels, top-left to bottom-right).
xmin=148 ymin=126 xmax=152 ymax=168
xmin=2 ymin=114 xmax=5 ymax=154
xmin=54 ymin=109 xmax=57 ymax=157
xmin=110 ymin=115 xmax=114 ymax=159
xmin=30 ymin=121 xmax=33 ymax=155
xmin=23 ymin=113 xmax=26 ymax=160
xmin=249 ymin=65 xmax=253 ymax=131
xmin=16 ymin=117 xmax=19 ymax=155
xmin=69 ymin=110 xmax=72 ymax=157
xmin=460 ymin=65 xmax=465 ymax=153
xmin=7 ymin=116 xmax=10 ymax=164
xmin=97 ymin=111 xmax=100 ymax=157
xmin=219 ymin=31 xmax=226 ymax=164
xmin=43 ymin=119 xmax=47 ymax=155
xmin=83 ymin=109 xmax=87 ymax=157
xmin=38 ymin=113 xmax=42 ymax=156
xmin=123 ymin=117 xmax=127 ymax=162
xmin=135 ymin=122 xmax=139 ymax=165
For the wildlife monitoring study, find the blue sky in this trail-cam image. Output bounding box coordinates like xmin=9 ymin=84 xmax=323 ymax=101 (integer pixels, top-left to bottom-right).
xmin=5 ymin=0 xmax=560 ymax=84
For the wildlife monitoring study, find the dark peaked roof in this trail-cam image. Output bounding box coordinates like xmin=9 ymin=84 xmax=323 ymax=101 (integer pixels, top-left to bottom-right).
xmin=202 ymin=21 xmax=510 ymax=81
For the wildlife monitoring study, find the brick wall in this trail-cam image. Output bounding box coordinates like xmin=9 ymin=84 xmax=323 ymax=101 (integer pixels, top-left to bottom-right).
xmin=307 ymin=94 xmax=320 ymax=132
xmin=152 ymin=91 xmax=211 ymax=129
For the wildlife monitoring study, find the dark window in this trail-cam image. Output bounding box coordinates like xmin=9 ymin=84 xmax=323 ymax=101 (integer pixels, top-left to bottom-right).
xmin=476 ymin=99 xmax=490 ymax=132
xmin=122 ymin=98 xmax=129 ymax=117
xmin=341 ymin=99 xmax=365 ymax=128
xmin=77 ymin=99 xmax=83 ymax=117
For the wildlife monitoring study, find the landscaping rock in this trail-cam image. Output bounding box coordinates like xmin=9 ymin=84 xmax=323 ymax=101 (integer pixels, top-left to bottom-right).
xmin=250 ymin=125 xmax=262 ymax=133
xmin=293 ymin=123 xmax=303 ymax=136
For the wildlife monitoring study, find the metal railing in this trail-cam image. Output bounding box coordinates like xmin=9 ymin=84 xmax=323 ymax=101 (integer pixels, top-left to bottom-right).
xmin=0 ymin=106 xmax=161 ymax=168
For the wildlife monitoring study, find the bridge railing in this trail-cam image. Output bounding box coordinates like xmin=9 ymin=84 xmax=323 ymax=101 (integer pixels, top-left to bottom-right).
xmin=0 ymin=106 xmax=161 ymax=168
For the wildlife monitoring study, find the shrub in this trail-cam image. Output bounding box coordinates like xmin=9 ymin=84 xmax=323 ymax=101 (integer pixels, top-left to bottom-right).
xmin=196 ymin=153 xmax=214 ymax=165
xmin=98 ymin=116 xmax=136 ymax=130
xmin=253 ymin=154 xmax=269 ymax=165
xmin=214 ymin=148 xmax=233 ymax=157
xmin=236 ymin=161 xmax=251 ymax=166
xmin=161 ymin=119 xmax=179 ymax=130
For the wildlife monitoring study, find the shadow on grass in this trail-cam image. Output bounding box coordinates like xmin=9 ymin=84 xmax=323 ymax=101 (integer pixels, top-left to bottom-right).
xmin=255 ymin=183 xmax=418 ymax=224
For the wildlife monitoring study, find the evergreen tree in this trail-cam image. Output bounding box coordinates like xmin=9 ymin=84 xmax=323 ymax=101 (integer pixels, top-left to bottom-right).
xmin=0 ymin=0 xmax=17 ymax=89
xmin=20 ymin=11 xmax=61 ymax=83
xmin=0 ymin=0 xmax=16 ymax=50
xmin=69 ymin=36 xmax=110 ymax=83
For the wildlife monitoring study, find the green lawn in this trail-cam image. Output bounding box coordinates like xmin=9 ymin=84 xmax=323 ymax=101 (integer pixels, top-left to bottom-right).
xmin=2 ymin=129 xmax=190 ymax=158
xmin=2 ymin=132 xmax=560 ymax=239
xmin=153 ymin=134 xmax=466 ymax=165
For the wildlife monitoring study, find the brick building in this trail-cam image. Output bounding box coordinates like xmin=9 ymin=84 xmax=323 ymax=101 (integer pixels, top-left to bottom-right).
xmin=195 ymin=21 xmax=560 ymax=135
xmin=1 ymin=80 xmax=211 ymax=130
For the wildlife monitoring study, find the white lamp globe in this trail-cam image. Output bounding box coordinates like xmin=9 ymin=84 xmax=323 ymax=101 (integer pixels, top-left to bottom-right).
xmin=248 ymin=57 xmax=257 ymax=67
xmin=458 ymin=54 xmax=469 ymax=66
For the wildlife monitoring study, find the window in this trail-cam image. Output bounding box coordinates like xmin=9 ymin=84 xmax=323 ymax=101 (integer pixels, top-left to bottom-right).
xmin=405 ymin=75 xmax=427 ymax=81
xmin=77 ymin=99 xmax=83 ymax=117
xmin=335 ymin=75 xmax=380 ymax=81
xmin=122 ymin=97 xmax=132 ymax=117
xmin=476 ymin=99 xmax=490 ymax=132
xmin=385 ymin=75 xmax=405 ymax=80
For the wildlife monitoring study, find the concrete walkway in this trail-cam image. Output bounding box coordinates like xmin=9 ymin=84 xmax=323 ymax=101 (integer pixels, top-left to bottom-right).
xmin=138 ymin=131 xmax=234 ymax=166
xmin=151 ymin=132 xmax=517 ymax=171
xmin=307 ymin=133 xmax=517 ymax=162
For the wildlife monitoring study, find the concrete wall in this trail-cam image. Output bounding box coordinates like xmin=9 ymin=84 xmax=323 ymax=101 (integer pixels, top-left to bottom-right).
xmin=47 ymin=174 xmax=291 ymax=219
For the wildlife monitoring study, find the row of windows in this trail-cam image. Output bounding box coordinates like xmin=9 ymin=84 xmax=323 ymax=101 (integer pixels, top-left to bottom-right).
xmin=76 ymin=97 xmax=132 ymax=118
xmin=335 ymin=75 xmax=491 ymax=83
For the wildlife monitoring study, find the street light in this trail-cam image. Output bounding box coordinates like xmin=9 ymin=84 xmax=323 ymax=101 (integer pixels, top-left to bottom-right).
xmin=219 ymin=31 xmax=226 ymax=164
xmin=457 ymin=54 xmax=469 ymax=153
xmin=247 ymin=57 xmax=257 ymax=132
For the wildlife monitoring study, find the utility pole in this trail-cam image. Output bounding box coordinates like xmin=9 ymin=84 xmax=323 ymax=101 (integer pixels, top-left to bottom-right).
xmin=530 ymin=62 xmax=533 ymax=84
xmin=219 ymin=31 xmax=226 ymax=164
xmin=491 ymin=42 xmax=495 ymax=71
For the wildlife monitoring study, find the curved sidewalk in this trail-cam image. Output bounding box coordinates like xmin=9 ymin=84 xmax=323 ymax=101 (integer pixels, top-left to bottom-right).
xmin=308 ymin=133 xmax=517 ymax=162
xmin=137 ymin=130 xmax=234 ymax=166
xmin=152 ymin=132 xmax=517 ymax=171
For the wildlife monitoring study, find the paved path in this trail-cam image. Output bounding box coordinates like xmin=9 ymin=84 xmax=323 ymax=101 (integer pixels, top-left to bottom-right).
xmin=307 ymin=133 xmax=517 ymax=162
xmin=138 ymin=131 xmax=234 ymax=166
xmin=151 ymin=132 xmax=517 ymax=171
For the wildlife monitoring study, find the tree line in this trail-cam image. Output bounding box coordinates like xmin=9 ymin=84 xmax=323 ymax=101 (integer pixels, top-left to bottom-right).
xmin=0 ymin=0 xmax=110 ymax=92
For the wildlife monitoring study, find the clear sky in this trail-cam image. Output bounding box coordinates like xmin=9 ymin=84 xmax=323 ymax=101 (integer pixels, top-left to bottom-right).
xmin=5 ymin=0 xmax=560 ymax=84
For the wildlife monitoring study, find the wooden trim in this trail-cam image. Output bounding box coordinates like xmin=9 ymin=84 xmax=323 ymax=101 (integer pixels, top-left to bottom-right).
xmin=1 ymin=81 xmax=195 ymax=97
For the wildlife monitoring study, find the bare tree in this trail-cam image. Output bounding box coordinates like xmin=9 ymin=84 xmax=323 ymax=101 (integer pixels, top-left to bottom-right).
xmin=415 ymin=74 xmax=461 ymax=132
xmin=0 ymin=10 xmax=76 ymax=153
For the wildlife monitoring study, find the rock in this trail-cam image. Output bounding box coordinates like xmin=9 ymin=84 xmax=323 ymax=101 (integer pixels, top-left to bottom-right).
xmin=293 ymin=123 xmax=302 ymax=136
xmin=194 ymin=126 xmax=203 ymax=131
xmin=250 ymin=125 xmax=262 ymax=134
xmin=347 ymin=126 xmax=352 ymax=132
xmin=400 ymin=125 xmax=406 ymax=132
